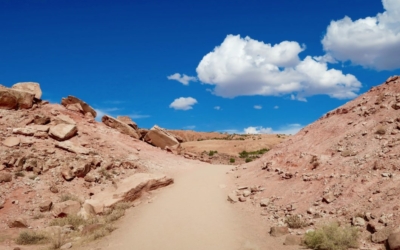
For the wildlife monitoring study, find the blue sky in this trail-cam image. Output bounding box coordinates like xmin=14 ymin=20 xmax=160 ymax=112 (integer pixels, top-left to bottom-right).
xmin=1 ymin=0 xmax=400 ymax=134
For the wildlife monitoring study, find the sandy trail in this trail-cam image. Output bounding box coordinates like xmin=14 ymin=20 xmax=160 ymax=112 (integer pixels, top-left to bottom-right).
xmin=83 ymin=163 xmax=296 ymax=250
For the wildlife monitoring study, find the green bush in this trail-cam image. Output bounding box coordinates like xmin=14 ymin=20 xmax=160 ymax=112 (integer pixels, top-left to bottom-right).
xmin=245 ymin=158 xmax=252 ymax=163
xmin=304 ymin=222 xmax=359 ymax=250
xmin=208 ymin=150 xmax=218 ymax=156
xmin=229 ymin=158 xmax=235 ymax=163
xmin=15 ymin=231 xmax=48 ymax=245
xmin=49 ymin=214 xmax=88 ymax=228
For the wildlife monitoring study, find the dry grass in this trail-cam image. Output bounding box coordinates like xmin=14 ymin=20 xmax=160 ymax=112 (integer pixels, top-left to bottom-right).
xmin=89 ymin=224 xmax=116 ymax=240
xmin=104 ymin=209 xmax=125 ymax=223
xmin=48 ymin=228 xmax=65 ymax=250
xmin=32 ymin=213 xmax=45 ymax=220
xmin=15 ymin=230 xmax=48 ymax=245
xmin=59 ymin=193 xmax=81 ymax=203
xmin=304 ymin=222 xmax=359 ymax=250
xmin=49 ymin=214 xmax=97 ymax=228
xmin=285 ymin=215 xmax=308 ymax=229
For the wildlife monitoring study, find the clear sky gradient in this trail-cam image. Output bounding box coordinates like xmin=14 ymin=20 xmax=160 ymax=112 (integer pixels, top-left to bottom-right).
xmin=1 ymin=0 xmax=400 ymax=134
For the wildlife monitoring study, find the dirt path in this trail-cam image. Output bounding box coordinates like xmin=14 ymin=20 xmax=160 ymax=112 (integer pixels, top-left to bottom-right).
xmin=82 ymin=163 xmax=298 ymax=250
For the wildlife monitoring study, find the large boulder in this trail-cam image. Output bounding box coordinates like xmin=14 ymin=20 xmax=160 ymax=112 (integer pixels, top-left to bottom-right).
xmin=0 ymin=87 xmax=35 ymax=110
xmin=49 ymin=124 xmax=77 ymax=141
xmin=117 ymin=116 xmax=138 ymax=130
xmin=61 ymin=95 xmax=96 ymax=118
xmin=11 ymin=82 xmax=42 ymax=99
xmin=102 ymin=115 xmax=140 ymax=139
xmin=87 ymin=173 xmax=173 ymax=214
xmin=52 ymin=200 xmax=81 ymax=217
xmin=143 ymin=125 xmax=179 ymax=149
xmin=7 ymin=218 xmax=28 ymax=228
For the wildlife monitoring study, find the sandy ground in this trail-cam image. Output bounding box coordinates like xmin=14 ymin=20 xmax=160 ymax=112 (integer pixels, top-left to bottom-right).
xmin=78 ymin=163 xmax=301 ymax=250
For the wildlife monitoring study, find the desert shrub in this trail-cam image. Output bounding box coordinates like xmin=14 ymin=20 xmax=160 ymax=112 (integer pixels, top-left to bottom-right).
xmin=208 ymin=150 xmax=218 ymax=156
xmin=15 ymin=230 xmax=48 ymax=245
xmin=90 ymin=224 xmax=116 ymax=240
xmin=304 ymin=222 xmax=359 ymax=250
xmin=285 ymin=215 xmax=308 ymax=229
xmin=230 ymin=158 xmax=235 ymax=163
xmin=105 ymin=209 xmax=125 ymax=223
xmin=239 ymin=148 xmax=269 ymax=159
xmin=29 ymin=174 xmax=38 ymax=180
xmin=49 ymin=214 xmax=88 ymax=228
xmin=48 ymin=228 xmax=64 ymax=249
xmin=245 ymin=158 xmax=252 ymax=163
xmin=113 ymin=202 xmax=132 ymax=210
xmin=99 ymin=167 xmax=112 ymax=180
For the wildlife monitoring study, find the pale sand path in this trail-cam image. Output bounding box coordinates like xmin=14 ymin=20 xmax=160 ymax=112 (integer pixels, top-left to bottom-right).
xmin=80 ymin=163 xmax=299 ymax=250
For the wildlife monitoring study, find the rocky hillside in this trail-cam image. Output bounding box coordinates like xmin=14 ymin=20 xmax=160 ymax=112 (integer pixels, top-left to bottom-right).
xmin=230 ymin=76 xmax=400 ymax=246
xmin=0 ymin=82 xmax=191 ymax=248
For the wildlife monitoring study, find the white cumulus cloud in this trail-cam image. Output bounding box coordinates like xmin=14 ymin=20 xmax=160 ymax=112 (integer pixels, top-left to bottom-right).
xmin=167 ymin=73 xmax=197 ymax=85
xmin=244 ymin=124 xmax=302 ymax=135
xmin=322 ymin=0 xmax=400 ymax=70
xmin=254 ymin=105 xmax=262 ymax=109
xmin=196 ymin=35 xmax=361 ymax=100
xmin=214 ymin=106 xmax=221 ymax=110
xmin=169 ymin=97 xmax=198 ymax=110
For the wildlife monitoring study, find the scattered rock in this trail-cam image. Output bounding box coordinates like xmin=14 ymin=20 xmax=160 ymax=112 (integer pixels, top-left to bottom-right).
xmin=102 ymin=115 xmax=140 ymax=139
xmin=61 ymin=95 xmax=96 ymax=117
xmin=39 ymin=200 xmax=53 ymax=212
xmin=33 ymin=114 xmax=51 ymax=125
xmin=270 ymin=226 xmax=289 ymax=237
xmin=60 ymin=242 xmax=73 ymax=249
xmin=227 ymin=193 xmax=239 ymax=203
xmin=7 ymin=218 xmax=28 ymax=228
xmin=260 ymin=199 xmax=270 ymax=207
xmin=56 ymin=141 xmax=90 ymax=155
xmin=2 ymin=137 xmax=20 ymax=147
xmin=322 ymin=192 xmax=336 ymax=203
xmin=52 ymin=200 xmax=81 ymax=218
xmin=144 ymin=125 xmax=180 ymax=149
xmin=0 ymin=172 xmax=12 ymax=183
xmin=49 ymin=124 xmax=78 ymax=141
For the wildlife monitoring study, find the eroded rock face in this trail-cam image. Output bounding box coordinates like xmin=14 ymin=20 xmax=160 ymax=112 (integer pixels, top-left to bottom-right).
xmin=144 ymin=125 xmax=179 ymax=149
xmin=12 ymin=82 xmax=42 ymax=99
xmin=102 ymin=115 xmax=140 ymax=139
xmin=388 ymin=232 xmax=400 ymax=250
xmin=49 ymin=124 xmax=78 ymax=141
xmin=61 ymin=95 xmax=96 ymax=118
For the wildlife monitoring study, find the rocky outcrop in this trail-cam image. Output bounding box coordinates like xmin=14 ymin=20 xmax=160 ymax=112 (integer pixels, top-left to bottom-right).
xmin=87 ymin=173 xmax=173 ymax=214
xmin=0 ymin=87 xmax=35 ymax=110
xmin=102 ymin=115 xmax=140 ymax=139
xmin=11 ymin=82 xmax=42 ymax=99
xmin=117 ymin=116 xmax=138 ymax=130
xmin=144 ymin=125 xmax=179 ymax=149
xmin=61 ymin=95 xmax=97 ymax=118
xmin=49 ymin=124 xmax=78 ymax=141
